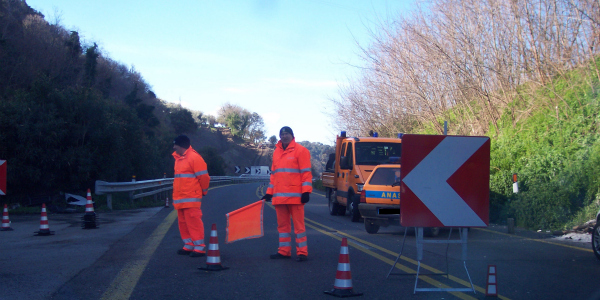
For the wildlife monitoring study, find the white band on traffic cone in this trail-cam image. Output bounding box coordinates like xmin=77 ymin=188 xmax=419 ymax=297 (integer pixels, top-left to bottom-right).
xmin=485 ymin=265 xmax=498 ymax=297
xmin=199 ymin=224 xmax=228 ymax=271
xmin=1 ymin=204 xmax=12 ymax=230
xmin=85 ymin=189 xmax=94 ymax=213
xmin=324 ymin=238 xmax=362 ymax=297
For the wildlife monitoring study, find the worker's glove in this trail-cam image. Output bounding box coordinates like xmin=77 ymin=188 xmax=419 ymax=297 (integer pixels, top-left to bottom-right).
xmin=301 ymin=192 xmax=310 ymax=204
xmin=262 ymin=194 xmax=273 ymax=202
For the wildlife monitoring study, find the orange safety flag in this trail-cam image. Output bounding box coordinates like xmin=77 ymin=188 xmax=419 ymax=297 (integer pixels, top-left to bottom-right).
xmin=226 ymin=200 xmax=265 ymax=243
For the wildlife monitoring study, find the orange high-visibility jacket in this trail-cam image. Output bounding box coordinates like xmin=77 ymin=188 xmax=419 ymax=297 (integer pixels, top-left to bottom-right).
xmin=172 ymin=147 xmax=210 ymax=209
xmin=267 ymin=139 xmax=312 ymax=205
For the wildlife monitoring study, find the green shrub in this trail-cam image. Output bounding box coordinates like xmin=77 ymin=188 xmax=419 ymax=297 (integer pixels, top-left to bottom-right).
xmin=313 ymin=179 xmax=325 ymax=192
xmin=486 ymin=59 xmax=600 ymax=229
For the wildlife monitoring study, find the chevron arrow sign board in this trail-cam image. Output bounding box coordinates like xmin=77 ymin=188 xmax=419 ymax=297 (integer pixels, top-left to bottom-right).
xmin=400 ymin=135 xmax=490 ymax=227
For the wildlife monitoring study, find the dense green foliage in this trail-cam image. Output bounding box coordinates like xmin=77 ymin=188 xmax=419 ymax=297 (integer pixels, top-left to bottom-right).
xmin=198 ymin=147 xmax=226 ymax=176
xmin=0 ymin=1 xmax=221 ymax=202
xmin=488 ymin=59 xmax=600 ymax=229
xmin=312 ymin=179 xmax=325 ymax=192
xmin=216 ymin=103 xmax=266 ymax=144
xmin=0 ymin=77 xmax=171 ymax=195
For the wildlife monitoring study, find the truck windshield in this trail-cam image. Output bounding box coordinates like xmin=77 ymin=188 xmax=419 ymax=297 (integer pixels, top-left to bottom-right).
xmin=368 ymin=167 xmax=401 ymax=186
xmin=354 ymin=142 xmax=402 ymax=165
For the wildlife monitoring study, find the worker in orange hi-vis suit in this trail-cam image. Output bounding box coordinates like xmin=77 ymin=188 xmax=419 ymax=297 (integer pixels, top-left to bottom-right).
xmin=262 ymin=126 xmax=312 ymax=262
xmin=172 ymin=135 xmax=210 ymax=257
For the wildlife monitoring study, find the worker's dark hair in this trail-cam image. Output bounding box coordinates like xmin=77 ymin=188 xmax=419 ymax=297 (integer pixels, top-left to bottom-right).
xmin=279 ymin=126 xmax=294 ymax=138
xmin=173 ymin=135 xmax=190 ymax=149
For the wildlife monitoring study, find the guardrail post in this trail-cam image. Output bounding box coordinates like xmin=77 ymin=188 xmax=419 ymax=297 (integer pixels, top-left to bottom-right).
xmin=507 ymin=218 xmax=515 ymax=234
xmin=107 ymin=194 xmax=113 ymax=211
xmin=130 ymin=175 xmax=136 ymax=205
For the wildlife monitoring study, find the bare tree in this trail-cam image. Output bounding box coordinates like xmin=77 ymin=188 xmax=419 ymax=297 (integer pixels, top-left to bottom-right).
xmin=330 ymin=0 xmax=600 ymax=137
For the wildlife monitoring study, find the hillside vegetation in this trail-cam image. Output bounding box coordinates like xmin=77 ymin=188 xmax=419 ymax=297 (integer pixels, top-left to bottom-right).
xmin=489 ymin=60 xmax=600 ymax=230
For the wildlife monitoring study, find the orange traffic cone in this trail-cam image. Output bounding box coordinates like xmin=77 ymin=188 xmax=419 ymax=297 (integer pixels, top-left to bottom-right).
xmin=485 ymin=265 xmax=498 ymax=297
xmin=35 ymin=203 xmax=54 ymax=236
xmin=1 ymin=204 xmax=13 ymax=231
xmin=84 ymin=189 xmax=95 ymax=213
xmin=324 ymin=238 xmax=362 ymax=297
xmin=165 ymin=197 xmax=169 ymax=207
xmin=82 ymin=189 xmax=98 ymax=229
xmin=198 ymin=224 xmax=228 ymax=271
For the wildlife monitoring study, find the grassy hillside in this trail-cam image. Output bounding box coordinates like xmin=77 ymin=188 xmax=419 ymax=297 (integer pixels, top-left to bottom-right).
xmin=488 ymin=58 xmax=600 ymax=230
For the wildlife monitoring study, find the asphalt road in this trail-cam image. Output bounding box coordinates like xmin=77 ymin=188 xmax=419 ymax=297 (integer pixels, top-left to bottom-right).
xmin=1 ymin=182 xmax=599 ymax=300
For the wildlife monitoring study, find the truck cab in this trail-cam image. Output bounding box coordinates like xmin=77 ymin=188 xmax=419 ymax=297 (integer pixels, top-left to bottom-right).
xmin=322 ymin=131 xmax=402 ymax=222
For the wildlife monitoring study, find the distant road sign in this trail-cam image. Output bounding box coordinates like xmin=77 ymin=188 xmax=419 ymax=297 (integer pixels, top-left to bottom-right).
xmin=235 ymin=166 xmax=240 ymax=173
xmin=250 ymin=166 xmax=269 ymax=175
xmin=400 ymin=135 xmax=490 ymax=227
xmin=245 ymin=167 xmax=251 ymax=174
xmin=0 ymin=160 xmax=6 ymax=195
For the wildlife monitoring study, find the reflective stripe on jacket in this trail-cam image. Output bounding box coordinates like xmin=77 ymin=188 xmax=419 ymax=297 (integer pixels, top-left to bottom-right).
xmin=172 ymin=147 xmax=210 ymax=209
xmin=267 ymin=139 xmax=312 ymax=205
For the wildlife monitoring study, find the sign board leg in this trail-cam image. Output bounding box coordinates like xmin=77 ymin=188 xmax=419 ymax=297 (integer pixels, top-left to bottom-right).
xmin=413 ymin=227 xmax=475 ymax=294
xmin=413 ymin=260 xmax=422 ymax=294
xmin=387 ymin=228 xmax=410 ymax=278
xmin=416 ymin=227 xmax=423 ymax=261
xmin=461 ymin=227 xmax=468 ymax=261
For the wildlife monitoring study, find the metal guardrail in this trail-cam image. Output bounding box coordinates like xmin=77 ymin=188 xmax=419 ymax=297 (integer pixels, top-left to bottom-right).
xmin=95 ymin=175 xmax=270 ymax=210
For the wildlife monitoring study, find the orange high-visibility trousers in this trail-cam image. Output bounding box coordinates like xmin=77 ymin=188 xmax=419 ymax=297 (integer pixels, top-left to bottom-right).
xmin=177 ymin=207 xmax=205 ymax=253
xmin=275 ymin=204 xmax=307 ymax=256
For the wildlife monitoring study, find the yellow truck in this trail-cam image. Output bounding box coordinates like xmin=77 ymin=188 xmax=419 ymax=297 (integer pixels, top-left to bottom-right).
xmin=358 ymin=163 xmax=402 ymax=233
xmin=358 ymin=163 xmax=440 ymax=236
xmin=321 ymin=131 xmax=403 ymax=222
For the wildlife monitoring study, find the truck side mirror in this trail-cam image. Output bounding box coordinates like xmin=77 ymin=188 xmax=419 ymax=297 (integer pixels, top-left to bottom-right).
xmin=339 ymin=156 xmax=349 ymax=170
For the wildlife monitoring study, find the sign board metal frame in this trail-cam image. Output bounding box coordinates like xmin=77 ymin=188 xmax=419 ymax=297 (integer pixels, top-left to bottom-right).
xmin=389 ymin=134 xmax=489 ymax=294
xmin=387 ymin=227 xmax=475 ymax=294
xmin=413 ymin=227 xmax=475 ymax=293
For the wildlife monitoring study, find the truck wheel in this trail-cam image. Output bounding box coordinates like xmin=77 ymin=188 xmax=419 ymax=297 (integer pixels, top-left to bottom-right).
xmin=349 ymin=195 xmax=361 ymax=222
xmin=424 ymin=227 xmax=440 ymax=237
xmin=328 ymin=190 xmax=339 ymax=216
xmin=365 ymin=219 xmax=380 ymax=234
xmin=593 ymin=223 xmax=600 ymax=260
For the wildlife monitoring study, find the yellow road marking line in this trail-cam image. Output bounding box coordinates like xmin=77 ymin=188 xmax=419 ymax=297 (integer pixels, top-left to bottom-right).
xmin=474 ymin=228 xmax=593 ymax=253
xmin=101 ymin=209 xmax=177 ymax=300
xmin=304 ymin=222 xmax=479 ymax=300
xmin=102 ymin=186 xmax=225 ymax=300
xmin=258 ymin=186 xmax=510 ymax=300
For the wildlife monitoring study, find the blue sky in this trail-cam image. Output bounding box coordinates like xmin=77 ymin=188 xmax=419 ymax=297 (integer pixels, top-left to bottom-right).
xmin=26 ymin=0 xmax=413 ymax=145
